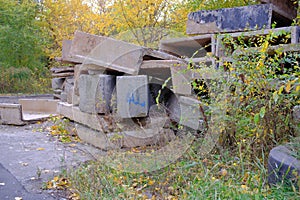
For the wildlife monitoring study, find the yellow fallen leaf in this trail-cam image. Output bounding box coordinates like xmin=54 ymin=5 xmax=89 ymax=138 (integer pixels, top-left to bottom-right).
xmin=15 ymin=197 xmax=22 ymax=200
xmin=36 ymin=147 xmax=45 ymax=151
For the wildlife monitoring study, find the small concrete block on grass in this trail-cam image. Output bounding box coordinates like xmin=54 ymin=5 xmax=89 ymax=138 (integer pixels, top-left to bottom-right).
xmin=268 ymin=145 xmax=300 ymax=187
xmin=79 ymin=74 xmax=116 ymax=114
xmin=0 ymin=104 xmax=24 ymax=125
xmin=117 ymin=75 xmax=149 ymax=118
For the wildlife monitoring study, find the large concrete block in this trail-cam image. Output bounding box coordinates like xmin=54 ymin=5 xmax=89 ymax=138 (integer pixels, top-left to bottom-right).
xmin=187 ymin=4 xmax=292 ymax=35
xmin=293 ymin=105 xmax=300 ymax=123
xmin=116 ymin=75 xmax=149 ymax=118
xmin=0 ymin=103 xmax=24 ymax=125
xmin=75 ymin=123 xmax=116 ymax=150
xmin=70 ymin=31 xmax=180 ymax=75
xmin=57 ymin=102 xmax=104 ymax=131
xmin=79 ymin=74 xmax=115 ymax=114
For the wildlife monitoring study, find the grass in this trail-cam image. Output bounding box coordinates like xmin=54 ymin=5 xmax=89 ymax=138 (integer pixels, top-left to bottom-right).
xmin=67 ymin=137 xmax=300 ymax=199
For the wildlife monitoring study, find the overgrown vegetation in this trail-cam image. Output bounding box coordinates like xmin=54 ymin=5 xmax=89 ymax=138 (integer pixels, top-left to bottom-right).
xmin=65 ymin=30 xmax=300 ymax=199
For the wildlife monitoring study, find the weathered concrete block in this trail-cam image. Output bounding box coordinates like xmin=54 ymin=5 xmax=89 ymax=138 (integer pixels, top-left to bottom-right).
xmin=60 ymin=92 xmax=67 ymax=102
xmin=64 ymin=82 xmax=74 ymax=105
xmin=75 ymin=123 xmax=116 ymax=150
xmin=51 ymin=78 xmax=65 ymax=90
xmin=178 ymin=96 xmax=207 ymax=130
xmin=117 ymin=75 xmax=149 ymax=118
xmin=108 ymin=129 xmax=175 ymax=148
xmin=170 ymin=64 xmax=192 ymax=95
xmin=79 ymin=74 xmax=115 ymax=114
xmin=0 ymin=103 xmax=24 ymax=125
xmin=57 ymin=102 xmax=100 ymax=130
xmin=61 ymin=40 xmax=82 ymax=64
xmin=187 ymin=4 xmax=291 ymax=35
xmin=268 ymin=145 xmax=300 ymax=187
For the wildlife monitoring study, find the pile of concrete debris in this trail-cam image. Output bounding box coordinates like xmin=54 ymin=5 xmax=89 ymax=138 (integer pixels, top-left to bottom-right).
xmin=51 ymin=0 xmax=299 ymax=151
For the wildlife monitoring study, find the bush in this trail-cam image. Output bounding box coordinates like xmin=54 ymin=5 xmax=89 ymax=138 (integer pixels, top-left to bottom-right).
xmin=0 ymin=67 xmax=51 ymax=94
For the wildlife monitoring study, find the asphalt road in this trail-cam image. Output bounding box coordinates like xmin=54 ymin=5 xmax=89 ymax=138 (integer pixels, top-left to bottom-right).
xmin=0 ymin=122 xmax=104 ymax=199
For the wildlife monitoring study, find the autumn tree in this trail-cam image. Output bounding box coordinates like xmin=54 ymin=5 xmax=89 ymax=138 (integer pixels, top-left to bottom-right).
xmin=42 ymin=0 xmax=116 ymax=60
xmin=108 ymin=0 xmax=184 ymax=48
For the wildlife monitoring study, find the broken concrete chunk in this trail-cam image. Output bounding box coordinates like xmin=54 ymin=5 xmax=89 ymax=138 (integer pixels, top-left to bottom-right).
xmin=79 ymin=74 xmax=116 ymax=114
xmin=187 ymin=4 xmax=292 ymax=35
xmin=116 ymin=75 xmax=149 ymax=118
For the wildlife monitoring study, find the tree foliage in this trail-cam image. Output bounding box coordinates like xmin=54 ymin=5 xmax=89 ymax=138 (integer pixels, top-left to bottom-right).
xmin=0 ymin=0 xmax=46 ymax=69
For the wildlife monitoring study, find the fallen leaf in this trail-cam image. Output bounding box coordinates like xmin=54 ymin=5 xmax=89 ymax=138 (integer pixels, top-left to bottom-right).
xmin=0 ymin=182 xmax=5 ymax=186
xmin=36 ymin=147 xmax=45 ymax=151
xmin=15 ymin=197 xmax=22 ymax=200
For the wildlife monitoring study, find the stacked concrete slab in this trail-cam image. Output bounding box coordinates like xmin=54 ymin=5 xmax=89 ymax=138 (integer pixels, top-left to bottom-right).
xmin=54 ymin=31 xmax=185 ymax=150
xmin=54 ymin=0 xmax=299 ymax=152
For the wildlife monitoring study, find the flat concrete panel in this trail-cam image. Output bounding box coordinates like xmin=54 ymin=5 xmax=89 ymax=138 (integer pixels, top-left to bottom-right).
xmin=79 ymin=74 xmax=116 ymax=114
xmin=117 ymin=75 xmax=149 ymax=118
xmin=159 ymin=34 xmax=216 ymax=58
xmin=70 ymin=31 xmax=145 ymax=75
xmin=217 ymin=26 xmax=300 ymax=57
xmin=187 ymin=4 xmax=274 ymax=35
xmin=19 ymin=99 xmax=58 ymax=115
xmin=61 ymin=40 xmax=83 ymax=63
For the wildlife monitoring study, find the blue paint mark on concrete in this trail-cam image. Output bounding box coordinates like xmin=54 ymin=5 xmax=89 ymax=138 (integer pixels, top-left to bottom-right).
xmin=127 ymin=94 xmax=146 ymax=107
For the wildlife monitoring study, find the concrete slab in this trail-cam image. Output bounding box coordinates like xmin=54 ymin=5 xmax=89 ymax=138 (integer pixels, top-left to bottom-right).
xmin=260 ymin=0 xmax=297 ymax=20
xmin=139 ymin=60 xmax=182 ymax=80
xmin=57 ymin=102 xmax=103 ymax=131
xmin=116 ymin=75 xmax=149 ymax=118
xmin=76 ymin=123 xmax=175 ymax=149
xmin=60 ymin=40 xmax=83 ymax=64
xmin=159 ymin=34 xmax=216 ymax=58
xmin=186 ymin=4 xmax=292 ymax=35
xmin=70 ymin=31 xmax=179 ymax=75
xmin=79 ymin=74 xmax=116 ymax=114
xmin=19 ymin=99 xmax=59 ymax=121
xmin=217 ymin=26 xmax=300 ymax=57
